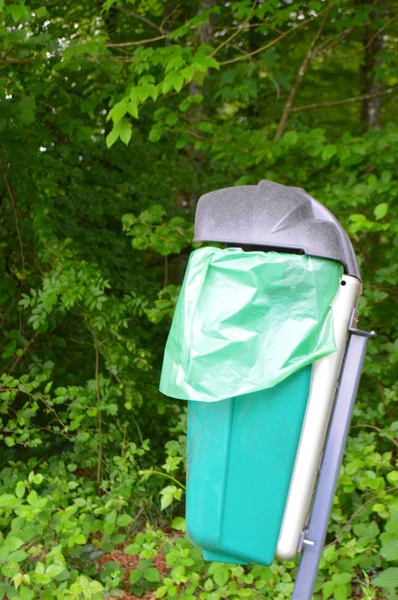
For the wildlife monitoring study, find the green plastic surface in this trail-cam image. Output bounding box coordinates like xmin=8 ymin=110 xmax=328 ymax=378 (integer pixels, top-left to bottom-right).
xmin=160 ymin=247 xmax=342 ymax=402
xmin=186 ymin=365 xmax=311 ymax=565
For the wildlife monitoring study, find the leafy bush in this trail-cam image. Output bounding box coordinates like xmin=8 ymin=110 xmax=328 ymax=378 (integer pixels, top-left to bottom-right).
xmin=1 ymin=0 xmax=397 ymax=598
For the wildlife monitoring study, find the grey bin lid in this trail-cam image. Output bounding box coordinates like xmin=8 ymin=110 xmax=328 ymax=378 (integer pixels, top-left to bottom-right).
xmin=194 ymin=180 xmax=360 ymax=280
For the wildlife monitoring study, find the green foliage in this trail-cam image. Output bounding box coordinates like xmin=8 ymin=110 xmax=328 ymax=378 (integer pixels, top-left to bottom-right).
xmin=0 ymin=455 xmax=152 ymax=598
xmin=0 ymin=0 xmax=397 ymax=598
xmin=122 ymin=205 xmax=194 ymax=256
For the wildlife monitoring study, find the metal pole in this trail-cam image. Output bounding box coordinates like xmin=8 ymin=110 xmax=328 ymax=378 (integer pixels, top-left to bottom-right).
xmin=292 ymin=329 xmax=373 ymax=600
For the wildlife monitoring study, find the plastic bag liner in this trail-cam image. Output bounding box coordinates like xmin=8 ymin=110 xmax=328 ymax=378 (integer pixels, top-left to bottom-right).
xmin=160 ymin=247 xmax=343 ymax=402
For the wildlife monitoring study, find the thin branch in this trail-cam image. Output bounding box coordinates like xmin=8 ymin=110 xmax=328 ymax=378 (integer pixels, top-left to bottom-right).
xmin=9 ymin=331 xmax=40 ymax=373
xmin=338 ymin=13 xmax=398 ymax=59
xmin=215 ymin=21 xmax=271 ymax=32
xmin=211 ymin=0 xmax=257 ymax=57
xmin=313 ymin=26 xmax=356 ymax=57
xmin=34 ymin=425 xmax=73 ymax=440
xmin=111 ymin=6 xmax=165 ymax=34
xmin=219 ymin=6 xmax=331 ymax=67
xmin=141 ymin=469 xmax=186 ymax=490
xmin=325 ymin=486 xmax=398 ymax=548
xmin=40 ymin=396 xmax=67 ymax=429
xmin=350 ymin=423 xmax=398 ymax=449
xmin=219 ymin=26 xmax=299 ymax=66
xmin=289 ymin=86 xmax=398 ymax=112
xmin=275 ymin=4 xmax=333 ymax=138
xmin=121 ymin=423 xmax=127 ymax=458
xmin=107 ymin=33 xmax=168 ymax=47
xmin=5 ymin=178 xmax=24 ymax=276
xmin=164 ymin=255 xmax=169 ymax=288
xmin=24 ymin=535 xmax=42 ymax=551
xmin=0 ymin=55 xmax=35 ymax=65
xmin=94 ymin=337 xmax=103 ymax=482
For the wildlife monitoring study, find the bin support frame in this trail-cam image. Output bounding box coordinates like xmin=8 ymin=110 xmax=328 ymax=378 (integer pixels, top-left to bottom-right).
xmin=292 ymin=319 xmax=375 ymax=600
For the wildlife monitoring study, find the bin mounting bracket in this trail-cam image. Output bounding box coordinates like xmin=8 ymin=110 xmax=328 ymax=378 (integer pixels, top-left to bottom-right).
xmin=348 ymin=308 xmax=376 ymax=338
xmin=292 ymin=329 xmax=372 ymax=600
xmin=297 ymin=530 xmax=315 ymax=553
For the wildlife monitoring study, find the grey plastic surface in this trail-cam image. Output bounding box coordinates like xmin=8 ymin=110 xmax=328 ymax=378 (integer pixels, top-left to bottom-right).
xmin=194 ymin=180 xmax=360 ymax=280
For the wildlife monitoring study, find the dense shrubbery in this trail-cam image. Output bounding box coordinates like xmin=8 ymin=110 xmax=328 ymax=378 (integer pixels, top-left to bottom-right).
xmin=1 ymin=0 xmax=397 ymax=598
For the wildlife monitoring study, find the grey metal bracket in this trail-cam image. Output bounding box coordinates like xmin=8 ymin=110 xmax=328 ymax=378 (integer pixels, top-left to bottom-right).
xmin=297 ymin=530 xmax=315 ymax=553
xmin=291 ymin=329 xmax=373 ymax=600
xmin=348 ymin=308 xmax=376 ymax=338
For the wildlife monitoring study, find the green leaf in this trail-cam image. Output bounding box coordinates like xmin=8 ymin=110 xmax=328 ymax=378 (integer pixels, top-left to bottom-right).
xmin=322 ymin=145 xmax=337 ymax=160
xmin=5 ymin=537 xmax=24 ymax=552
xmin=171 ymin=517 xmax=186 ymax=532
xmin=15 ymin=482 xmax=25 ymax=499
xmin=322 ymin=581 xmax=335 ymax=599
xmin=13 ymin=573 xmax=23 ymax=590
xmin=160 ymin=485 xmax=182 ymax=510
xmin=19 ymin=586 xmax=35 ymax=600
xmin=119 ymin=121 xmax=132 ymax=146
xmin=213 ymin=565 xmax=229 ymax=586
xmin=7 ymin=4 xmax=29 ymax=22
xmin=334 ymin=584 xmax=348 ymax=600
xmin=124 ymin=544 xmax=139 ymax=555
xmin=284 ymin=131 xmax=298 ymax=145
xmin=162 ymin=73 xmax=184 ymax=94
xmin=107 ymin=99 xmax=129 ymax=124
xmin=127 ymin=102 xmax=139 ymax=119
xmin=35 ymin=562 xmax=45 ymax=575
xmin=385 ymin=511 xmax=398 ymax=534
xmin=0 ymin=494 xmax=20 ymax=508
xmin=387 ymin=471 xmax=398 ymax=485
xmin=380 ymin=535 xmax=398 ymax=561
xmin=27 ymin=491 xmax=38 ymax=506
xmin=129 ymin=569 xmax=142 ymax=585
xmin=106 ymin=128 xmax=119 ymax=148
xmin=106 ymin=120 xmax=133 ymax=148
xmin=117 ymin=514 xmax=133 ymax=527
xmin=8 ymin=550 xmax=28 ymax=563
xmin=1 ymin=562 xmax=19 ymax=578
xmin=144 ymin=567 xmax=160 ymax=583
xmin=353 ymin=521 xmax=379 ymax=538
xmin=46 ymin=564 xmax=66 ymax=578
xmin=155 ymin=586 xmax=168 ymax=598
xmin=373 ymin=567 xmax=398 ymax=588
xmin=374 ymin=203 xmax=388 ymax=220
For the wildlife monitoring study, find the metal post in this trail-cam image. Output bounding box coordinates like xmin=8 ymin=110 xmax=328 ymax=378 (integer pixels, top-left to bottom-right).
xmin=292 ymin=328 xmax=374 ymax=600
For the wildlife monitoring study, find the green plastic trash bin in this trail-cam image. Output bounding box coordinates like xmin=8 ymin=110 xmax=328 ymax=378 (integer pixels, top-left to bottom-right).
xmin=160 ymin=180 xmax=362 ymax=567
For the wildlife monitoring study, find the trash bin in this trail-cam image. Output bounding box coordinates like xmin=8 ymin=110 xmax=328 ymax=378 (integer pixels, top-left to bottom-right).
xmin=160 ymin=180 xmax=363 ymax=567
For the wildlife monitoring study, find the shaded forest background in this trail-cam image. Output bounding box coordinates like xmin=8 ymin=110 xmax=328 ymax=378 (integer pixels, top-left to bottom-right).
xmin=0 ymin=0 xmax=397 ymax=598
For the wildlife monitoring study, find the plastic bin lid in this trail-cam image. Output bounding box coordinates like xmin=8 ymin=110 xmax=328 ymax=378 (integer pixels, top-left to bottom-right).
xmin=194 ymin=180 xmax=360 ymax=280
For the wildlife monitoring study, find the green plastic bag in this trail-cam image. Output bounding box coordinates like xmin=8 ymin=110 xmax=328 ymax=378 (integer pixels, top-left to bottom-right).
xmin=160 ymin=247 xmax=343 ymax=402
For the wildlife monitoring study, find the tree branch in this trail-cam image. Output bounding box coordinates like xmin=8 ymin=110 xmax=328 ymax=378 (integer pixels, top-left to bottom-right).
xmin=9 ymin=331 xmax=40 ymax=374
xmin=324 ymin=486 xmax=398 ymax=549
xmin=107 ymin=34 xmax=168 ymax=47
xmin=211 ymin=0 xmax=257 ymax=57
xmin=111 ymin=6 xmax=165 ymax=34
xmin=5 ymin=178 xmax=24 ymax=276
xmin=219 ymin=17 xmax=308 ymax=66
xmin=289 ymin=86 xmax=398 ymax=112
xmin=275 ymin=5 xmax=333 ymax=138
xmin=313 ymin=26 xmax=356 ymax=57
xmin=94 ymin=337 xmax=103 ymax=482
xmin=338 ymin=13 xmax=398 ymax=60
xmin=350 ymin=423 xmax=398 ymax=449
xmin=0 ymin=56 xmax=35 ymax=65
xmin=218 ymin=6 xmax=331 ymax=66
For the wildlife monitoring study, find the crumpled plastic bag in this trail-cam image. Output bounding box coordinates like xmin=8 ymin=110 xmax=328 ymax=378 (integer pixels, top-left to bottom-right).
xmin=160 ymin=247 xmax=343 ymax=402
